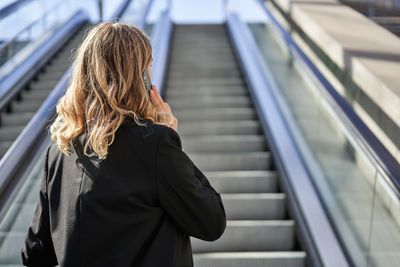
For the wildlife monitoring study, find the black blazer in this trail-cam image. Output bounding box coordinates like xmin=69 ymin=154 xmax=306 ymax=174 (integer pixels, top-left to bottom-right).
xmin=21 ymin=118 xmax=227 ymax=267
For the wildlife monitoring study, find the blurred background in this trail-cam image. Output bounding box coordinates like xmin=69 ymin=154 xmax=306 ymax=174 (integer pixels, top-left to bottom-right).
xmin=0 ymin=0 xmax=399 ymax=266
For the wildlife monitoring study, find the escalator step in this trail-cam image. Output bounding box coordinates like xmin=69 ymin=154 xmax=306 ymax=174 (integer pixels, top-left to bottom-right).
xmin=193 ymin=252 xmax=306 ymax=267
xmin=167 ymin=24 xmax=305 ymax=266
xmin=165 ymin=85 xmax=248 ymax=97
xmin=11 ymin=100 xmax=44 ymax=113
xmin=0 ymin=126 xmax=25 ymax=141
xmin=36 ymin=70 xmax=68 ymax=81
xmin=222 ymin=193 xmax=286 ymax=220
xmin=1 ymin=112 xmax=35 ymax=126
xmin=44 ymin=65 xmax=72 ymax=72
xmin=22 ymin=89 xmax=53 ymax=100
xmin=30 ymin=79 xmax=60 ymax=90
xmin=191 ymin=220 xmax=296 ymax=252
xmin=189 ymin=152 xmax=272 ymax=171
xmin=169 ymin=63 xmax=239 ymax=71
xmin=40 ymin=70 xmax=68 ymax=77
xmin=49 ymin=56 xmax=72 ymax=66
xmin=205 ymin=170 xmax=278 ymax=193
xmin=174 ymin=107 xmax=257 ymax=121
xmin=181 ymin=135 xmax=267 ymax=152
xmin=169 ymin=96 xmax=252 ymax=108
xmin=168 ymin=69 xmax=241 ymax=77
xmin=170 ymin=58 xmax=237 ymax=65
xmin=167 ymin=77 xmax=244 ymax=87
xmin=177 ymin=120 xmax=261 ymax=136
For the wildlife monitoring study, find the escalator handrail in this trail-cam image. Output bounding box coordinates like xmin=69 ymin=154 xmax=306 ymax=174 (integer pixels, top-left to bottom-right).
xmin=0 ymin=0 xmax=33 ymax=20
xmin=257 ymin=0 xmax=400 ymax=195
xmin=150 ymin=9 xmax=172 ymax=96
xmin=107 ymin=0 xmax=134 ymax=22
xmin=226 ymin=12 xmax=350 ymax=267
xmin=106 ymin=0 xmax=153 ymax=29
xmin=0 ymin=69 xmax=71 ymax=211
xmin=0 ymin=10 xmax=88 ymax=114
xmin=0 ymin=0 xmax=74 ymax=54
xmin=136 ymin=0 xmax=154 ymax=30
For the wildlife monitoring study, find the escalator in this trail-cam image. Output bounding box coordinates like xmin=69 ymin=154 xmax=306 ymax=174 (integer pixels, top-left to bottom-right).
xmin=165 ymin=24 xmax=306 ymax=267
xmin=0 ymin=24 xmax=90 ymax=159
xmin=1 ymin=1 xmax=399 ymax=266
xmin=0 ymin=23 xmax=308 ymax=266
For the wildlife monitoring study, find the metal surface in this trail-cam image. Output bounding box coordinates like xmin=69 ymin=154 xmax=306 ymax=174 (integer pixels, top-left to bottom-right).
xmin=226 ymin=12 xmax=349 ymax=267
xmin=166 ymin=24 xmax=305 ymax=267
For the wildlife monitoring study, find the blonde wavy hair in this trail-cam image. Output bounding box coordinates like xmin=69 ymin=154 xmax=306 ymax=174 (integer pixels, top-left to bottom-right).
xmin=50 ymin=22 xmax=171 ymax=160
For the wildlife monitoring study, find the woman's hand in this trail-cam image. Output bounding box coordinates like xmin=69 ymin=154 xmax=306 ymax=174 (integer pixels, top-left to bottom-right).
xmin=150 ymin=85 xmax=178 ymax=132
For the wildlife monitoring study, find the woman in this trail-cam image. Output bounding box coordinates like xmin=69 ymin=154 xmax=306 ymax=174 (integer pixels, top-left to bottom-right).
xmin=21 ymin=22 xmax=226 ymax=267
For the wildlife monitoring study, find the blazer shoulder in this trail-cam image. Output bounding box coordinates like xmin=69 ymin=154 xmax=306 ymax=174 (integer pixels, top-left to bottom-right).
xmin=126 ymin=121 xmax=183 ymax=153
xmin=116 ymin=121 xmax=182 ymax=170
xmin=121 ymin=119 xmax=180 ymax=145
xmin=47 ymin=142 xmax=60 ymax=163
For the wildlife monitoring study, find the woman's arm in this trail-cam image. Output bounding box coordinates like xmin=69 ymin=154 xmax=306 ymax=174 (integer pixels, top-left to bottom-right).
xmin=155 ymin=126 xmax=227 ymax=241
xmin=21 ymin=146 xmax=58 ymax=266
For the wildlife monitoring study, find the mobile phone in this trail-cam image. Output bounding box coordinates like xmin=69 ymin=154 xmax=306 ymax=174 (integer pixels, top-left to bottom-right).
xmin=142 ymin=69 xmax=152 ymax=94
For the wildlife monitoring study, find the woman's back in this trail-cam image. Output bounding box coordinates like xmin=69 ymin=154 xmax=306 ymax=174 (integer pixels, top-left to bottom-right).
xmin=22 ymin=119 xmax=226 ymax=266
xmin=20 ymin=22 xmax=226 ymax=267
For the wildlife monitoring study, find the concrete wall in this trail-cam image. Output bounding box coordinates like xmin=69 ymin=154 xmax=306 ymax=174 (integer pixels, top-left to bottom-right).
xmin=261 ymin=0 xmax=400 ymax=163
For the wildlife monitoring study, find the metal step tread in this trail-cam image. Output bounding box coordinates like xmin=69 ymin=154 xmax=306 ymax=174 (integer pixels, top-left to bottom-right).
xmin=167 ymin=18 xmax=302 ymax=252
xmin=204 ymin=170 xmax=278 ymax=193
xmin=194 ymin=251 xmax=306 ymax=267
xmin=182 ymin=134 xmax=267 ymax=152
xmin=221 ymin=193 xmax=286 ymax=220
xmin=188 ymin=151 xmax=271 ymax=171
xmin=169 ymin=96 xmax=252 ymax=108
xmin=178 ymin=120 xmax=261 ymax=136
xmin=163 ymin=24 xmax=305 ymax=264
xmin=191 ymin=220 xmax=296 ymax=252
